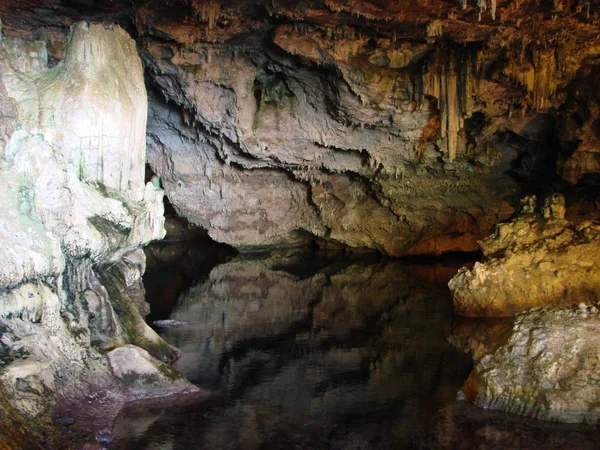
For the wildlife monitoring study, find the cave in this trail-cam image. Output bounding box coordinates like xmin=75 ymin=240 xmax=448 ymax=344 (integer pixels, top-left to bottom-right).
xmin=0 ymin=0 xmax=600 ymax=448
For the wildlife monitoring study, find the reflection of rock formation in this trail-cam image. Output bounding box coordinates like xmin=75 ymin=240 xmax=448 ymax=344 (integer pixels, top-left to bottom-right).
xmin=143 ymin=240 xmax=235 ymax=323
xmin=449 ymin=194 xmax=600 ymax=317
xmin=448 ymin=317 xmax=513 ymax=362
xmin=161 ymin=258 xmax=325 ymax=385
xmin=137 ymin=254 xmax=471 ymax=448
xmin=423 ymin=400 xmax=600 ymax=450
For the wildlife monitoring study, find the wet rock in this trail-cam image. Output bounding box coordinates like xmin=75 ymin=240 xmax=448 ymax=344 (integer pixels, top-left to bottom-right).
xmin=107 ymin=345 xmax=195 ymax=398
xmin=463 ymin=306 xmax=600 ymax=423
xmin=449 ymin=194 xmax=600 ymax=317
xmin=152 ymin=319 xmax=189 ymax=328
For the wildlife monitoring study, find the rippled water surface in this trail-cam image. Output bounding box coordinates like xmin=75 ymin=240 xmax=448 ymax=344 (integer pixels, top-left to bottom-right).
xmin=110 ymin=244 xmax=600 ymax=450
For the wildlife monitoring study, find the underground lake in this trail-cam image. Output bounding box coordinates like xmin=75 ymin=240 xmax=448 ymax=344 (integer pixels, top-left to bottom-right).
xmin=107 ymin=243 xmax=600 ymax=450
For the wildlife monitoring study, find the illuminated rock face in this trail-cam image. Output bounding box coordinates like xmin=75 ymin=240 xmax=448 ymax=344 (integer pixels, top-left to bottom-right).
xmin=2 ymin=23 xmax=165 ymax=273
xmin=144 ymin=35 xmax=514 ymax=254
xmin=43 ymin=23 xmax=148 ymax=201
xmin=449 ymin=194 xmax=600 ymax=317
xmin=0 ymin=23 xmax=190 ymax=447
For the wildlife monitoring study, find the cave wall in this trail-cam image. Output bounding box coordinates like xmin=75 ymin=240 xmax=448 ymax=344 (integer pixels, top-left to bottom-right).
xmin=2 ymin=0 xmax=600 ymax=255
xmin=0 ymin=0 xmax=598 ymax=439
xmin=0 ymin=22 xmax=195 ymax=447
xmin=135 ymin=0 xmax=600 ymax=254
xmin=140 ymin=18 xmax=516 ymax=254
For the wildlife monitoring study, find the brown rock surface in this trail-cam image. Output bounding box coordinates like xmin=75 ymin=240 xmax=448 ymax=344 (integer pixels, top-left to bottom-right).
xmin=449 ymin=194 xmax=600 ymax=317
xmin=3 ymin=0 xmax=600 ymax=254
xmin=0 ymin=21 xmax=194 ymax=448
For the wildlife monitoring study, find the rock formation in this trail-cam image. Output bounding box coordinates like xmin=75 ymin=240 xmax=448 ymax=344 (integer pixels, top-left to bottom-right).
xmin=0 ymin=0 xmax=599 ymax=441
xmin=142 ymin=24 xmax=514 ymax=254
xmin=0 ymin=22 xmax=196 ymax=448
xmin=448 ymin=194 xmax=600 ymax=423
xmin=0 ymin=0 xmax=599 ymax=255
xmin=449 ymin=194 xmax=600 ymax=317
xmin=463 ymin=305 xmax=600 ymax=423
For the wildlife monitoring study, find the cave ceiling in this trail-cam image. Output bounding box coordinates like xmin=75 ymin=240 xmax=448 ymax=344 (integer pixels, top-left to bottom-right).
xmin=2 ymin=0 xmax=599 ymax=117
xmin=2 ymin=0 xmax=598 ymax=46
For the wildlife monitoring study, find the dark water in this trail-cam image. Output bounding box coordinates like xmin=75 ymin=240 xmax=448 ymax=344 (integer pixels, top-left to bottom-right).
xmin=110 ymin=244 xmax=600 ymax=450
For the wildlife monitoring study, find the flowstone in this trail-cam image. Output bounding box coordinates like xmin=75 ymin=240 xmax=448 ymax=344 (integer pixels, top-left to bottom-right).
xmin=0 ymin=22 xmax=193 ymax=448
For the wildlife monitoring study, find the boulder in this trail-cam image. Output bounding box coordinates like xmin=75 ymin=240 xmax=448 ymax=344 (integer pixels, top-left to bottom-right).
xmin=107 ymin=345 xmax=195 ymax=398
xmin=463 ymin=305 xmax=600 ymax=423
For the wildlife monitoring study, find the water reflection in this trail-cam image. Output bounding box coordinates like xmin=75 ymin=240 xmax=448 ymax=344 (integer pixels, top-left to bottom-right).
xmin=111 ymin=249 xmax=473 ymax=449
xmin=111 ymin=247 xmax=600 ymax=449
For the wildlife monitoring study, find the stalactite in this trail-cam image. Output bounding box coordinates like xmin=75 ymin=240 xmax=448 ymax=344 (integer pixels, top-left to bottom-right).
xmin=504 ymin=49 xmax=555 ymax=111
xmin=477 ymin=0 xmax=486 ymax=21
xmin=188 ymin=0 xmax=221 ymax=30
xmin=584 ymin=0 xmax=591 ymax=19
xmin=422 ymin=46 xmax=476 ymax=161
xmin=427 ymin=20 xmax=443 ymax=38
xmin=556 ymin=43 xmax=566 ymax=72
xmin=459 ymin=0 xmax=468 ymax=9
xmin=505 ymin=63 xmax=535 ymax=94
xmin=490 ymin=0 xmax=497 ymax=20
xmin=532 ymin=50 xmax=555 ymax=110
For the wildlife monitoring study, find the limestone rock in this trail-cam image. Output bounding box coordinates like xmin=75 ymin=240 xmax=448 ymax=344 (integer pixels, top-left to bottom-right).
xmin=147 ymin=80 xmax=512 ymax=255
xmin=463 ymin=306 xmax=600 ymax=423
xmin=0 ymin=164 xmax=65 ymax=289
xmin=449 ymin=195 xmax=600 ymax=317
xmin=9 ymin=22 xmax=148 ymax=201
xmin=0 ymin=23 xmax=166 ymax=289
xmin=99 ymin=251 xmax=181 ymax=363
xmin=0 ymin=23 xmax=184 ymax=446
xmin=0 ymin=357 xmax=55 ymax=417
xmin=107 ymin=345 xmax=194 ymax=398
xmin=0 ymin=283 xmax=49 ymax=322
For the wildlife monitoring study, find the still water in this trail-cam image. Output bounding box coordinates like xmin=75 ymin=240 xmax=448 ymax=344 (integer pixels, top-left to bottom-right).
xmin=110 ymin=244 xmax=600 ymax=450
